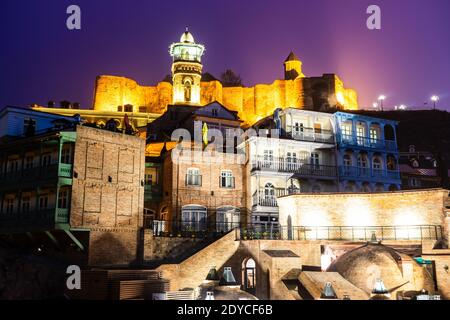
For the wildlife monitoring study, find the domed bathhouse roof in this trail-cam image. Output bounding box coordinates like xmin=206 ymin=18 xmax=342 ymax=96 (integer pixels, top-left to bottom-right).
xmin=327 ymin=243 xmax=435 ymax=299
xmin=198 ymin=267 xmax=258 ymax=300
xmin=180 ymin=28 xmax=195 ymax=43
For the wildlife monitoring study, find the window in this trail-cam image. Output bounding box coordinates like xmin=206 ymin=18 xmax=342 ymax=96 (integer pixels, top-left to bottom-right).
xmin=42 ymin=154 xmax=52 ymax=167
xmin=216 ymin=206 xmax=240 ymax=232
xmin=373 ymin=157 xmax=382 ymax=170
xmin=181 ymin=205 xmax=207 ymax=231
xmin=263 ymin=150 xmax=273 ymax=168
xmin=61 ymin=147 xmax=72 ymax=164
xmin=39 ymin=195 xmax=48 ymax=210
xmin=409 ymin=177 xmax=420 ymax=188
xmin=287 ymin=152 xmax=297 ymax=170
xmin=25 ymin=156 xmax=34 ymax=170
xmin=23 ymin=118 xmax=36 ymax=136
xmin=356 ymin=126 xmax=365 ymax=145
xmin=212 ymin=109 xmax=218 ymax=117
xmin=264 ymin=183 xmax=275 ymax=198
xmin=342 ymin=123 xmax=352 ymax=137
xmin=312 ymin=185 xmax=321 ymax=193
xmin=294 ymin=122 xmax=304 ymax=134
xmin=357 ymin=155 xmax=367 ymax=168
xmin=310 ymin=153 xmax=320 ymax=168
xmin=22 ymin=196 xmax=30 ymax=213
xmin=343 ymin=154 xmax=352 ymax=167
xmin=370 ymin=128 xmax=379 ymax=142
xmin=5 ymin=198 xmax=14 ymax=214
xmin=186 ymin=168 xmax=201 ymax=186
xmin=408 ymin=145 xmax=416 ymax=153
xmin=314 ymin=123 xmax=322 ymax=134
xmin=139 ymin=106 xmax=147 ymax=113
xmin=124 ymin=105 xmax=133 ymax=113
xmin=8 ymin=159 xmax=20 ymax=173
xmin=58 ymin=189 xmax=69 ymax=209
xmin=220 ymin=170 xmax=234 ymax=188
xmin=117 ymin=106 xmax=123 ymax=112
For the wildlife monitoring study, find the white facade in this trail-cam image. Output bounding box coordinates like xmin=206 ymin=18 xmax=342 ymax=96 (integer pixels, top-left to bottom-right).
xmin=239 ymin=109 xmax=338 ymax=224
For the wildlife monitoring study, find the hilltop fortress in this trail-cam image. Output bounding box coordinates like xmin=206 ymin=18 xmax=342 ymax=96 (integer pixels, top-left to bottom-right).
xmin=35 ymin=29 xmax=359 ymax=127
xmin=92 ymin=29 xmax=358 ymax=126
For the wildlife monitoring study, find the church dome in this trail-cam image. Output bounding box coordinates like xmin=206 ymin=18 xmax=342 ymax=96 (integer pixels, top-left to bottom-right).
xmin=327 ymin=243 xmax=434 ymax=296
xmin=180 ymin=29 xmax=195 ymax=43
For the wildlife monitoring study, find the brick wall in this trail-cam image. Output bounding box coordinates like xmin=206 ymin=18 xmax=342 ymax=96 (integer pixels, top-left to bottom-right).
xmin=70 ymin=126 xmax=146 ymax=266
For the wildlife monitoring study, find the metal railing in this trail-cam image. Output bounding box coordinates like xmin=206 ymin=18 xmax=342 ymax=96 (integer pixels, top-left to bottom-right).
xmin=339 ymin=134 xmax=397 ymax=151
xmin=339 ymin=166 xmax=400 ymax=180
xmin=0 ymin=163 xmax=73 ymax=183
xmin=238 ymin=225 xmax=443 ymax=241
xmin=145 ymin=220 xmax=443 ymax=242
xmin=147 ymin=219 xmax=242 ymax=238
xmin=252 ymin=189 xmax=298 ymax=207
xmin=252 ymin=156 xmax=337 ymax=177
xmin=286 ymin=126 xmax=335 ymax=144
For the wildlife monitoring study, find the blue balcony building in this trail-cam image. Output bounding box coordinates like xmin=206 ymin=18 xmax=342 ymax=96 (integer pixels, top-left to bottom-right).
xmin=334 ymin=112 xmax=401 ymax=192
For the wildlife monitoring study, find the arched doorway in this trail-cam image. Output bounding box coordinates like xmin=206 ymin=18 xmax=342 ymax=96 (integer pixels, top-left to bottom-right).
xmin=242 ymin=258 xmax=256 ymax=295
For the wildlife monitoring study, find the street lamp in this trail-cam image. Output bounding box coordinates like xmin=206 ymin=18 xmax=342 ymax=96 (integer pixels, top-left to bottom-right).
xmin=378 ymin=95 xmax=386 ymax=111
xmin=431 ymin=95 xmax=439 ymax=110
xmin=372 ymin=102 xmax=379 ymax=110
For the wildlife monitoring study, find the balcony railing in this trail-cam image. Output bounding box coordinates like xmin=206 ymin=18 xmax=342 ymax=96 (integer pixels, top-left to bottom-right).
xmin=252 ymin=156 xmax=337 ymax=178
xmin=339 ymin=134 xmax=397 ymax=151
xmin=286 ymin=126 xmax=335 ymax=144
xmin=0 ymin=163 xmax=73 ymax=186
xmin=0 ymin=207 xmax=70 ymax=230
xmin=339 ymin=166 xmax=400 ymax=180
xmin=237 ymin=225 xmax=443 ymax=241
xmin=252 ymin=188 xmax=301 ymax=207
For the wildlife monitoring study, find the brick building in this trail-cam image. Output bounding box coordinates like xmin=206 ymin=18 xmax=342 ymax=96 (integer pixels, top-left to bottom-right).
xmin=0 ymin=121 xmax=145 ymax=266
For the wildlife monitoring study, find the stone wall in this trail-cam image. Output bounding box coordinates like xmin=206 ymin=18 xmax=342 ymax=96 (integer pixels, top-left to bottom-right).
xmin=156 ymin=231 xmax=239 ymax=291
xmin=92 ymin=75 xmax=358 ymax=126
xmin=278 ymin=189 xmax=449 ymax=232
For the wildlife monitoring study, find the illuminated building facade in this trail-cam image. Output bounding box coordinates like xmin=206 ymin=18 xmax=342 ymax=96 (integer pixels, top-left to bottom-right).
xmin=239 ymin=108 xmax=401 ymax=224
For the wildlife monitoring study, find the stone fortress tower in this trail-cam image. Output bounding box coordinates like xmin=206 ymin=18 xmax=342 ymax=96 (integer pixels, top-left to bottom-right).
xmin=169 ymin=28 xmax=205 ymax=105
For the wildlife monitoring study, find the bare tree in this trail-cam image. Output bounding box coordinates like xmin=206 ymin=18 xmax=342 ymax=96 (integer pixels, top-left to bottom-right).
xmin=220 ymin=69 xmax=242 ymax=87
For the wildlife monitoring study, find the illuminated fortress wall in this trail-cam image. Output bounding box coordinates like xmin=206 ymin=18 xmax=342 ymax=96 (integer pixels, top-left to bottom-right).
xmin=93 ymin=74 xmax=358 ymax=125
xmin=277 ymin=189 xmax=449 ymax=233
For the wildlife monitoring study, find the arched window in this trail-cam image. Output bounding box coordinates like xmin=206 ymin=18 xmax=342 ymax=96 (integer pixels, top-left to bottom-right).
xmin=389 ymin=184 xmax=399 ymax=191
xmin=384 ymin=124 xmax=395 ymax=141
xmin=216 ymin=206 xmax=240 ymax=232
xmin=183 ymin=78 xmax=192 ymax=102
xmin=344 ymin=183 xmax=355 ymax=192
xmin=264 ymin=183 xmax=275 ymax=197
xmin=386 ymin=155 xmax=397 ymax=171
xmin=343 ymin=154 xmax=352 ymax=167
xmin=375 ymin=183 xmax=384 ymax=192
xmin=357 ymin=154 xmax=369 ymax=176
xmin=372 ymin=157 xmax=382 ymax=170
xmin=181 ymin=205 xmax=207 ymax=231
xmin=362 ymin=183 xmax=371 ymax=192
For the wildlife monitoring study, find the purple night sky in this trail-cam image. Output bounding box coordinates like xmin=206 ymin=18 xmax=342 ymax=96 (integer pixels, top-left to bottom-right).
xmin=1 ymin=0 xmax=449 ymax=111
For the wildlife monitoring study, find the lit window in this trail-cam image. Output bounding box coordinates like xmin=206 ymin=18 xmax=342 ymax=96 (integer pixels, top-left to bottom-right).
xmin=370 ymin=128 xmax=378 ymax=142
xmin=342 ymin=123 xmax=352 ymax=137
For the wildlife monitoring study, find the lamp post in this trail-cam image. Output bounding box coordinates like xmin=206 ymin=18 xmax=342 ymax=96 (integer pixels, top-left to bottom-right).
xmin=378 ymin=95 xmax=386 ymax=111
xmin=431 ymin=95 xmax=439 ymax=110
